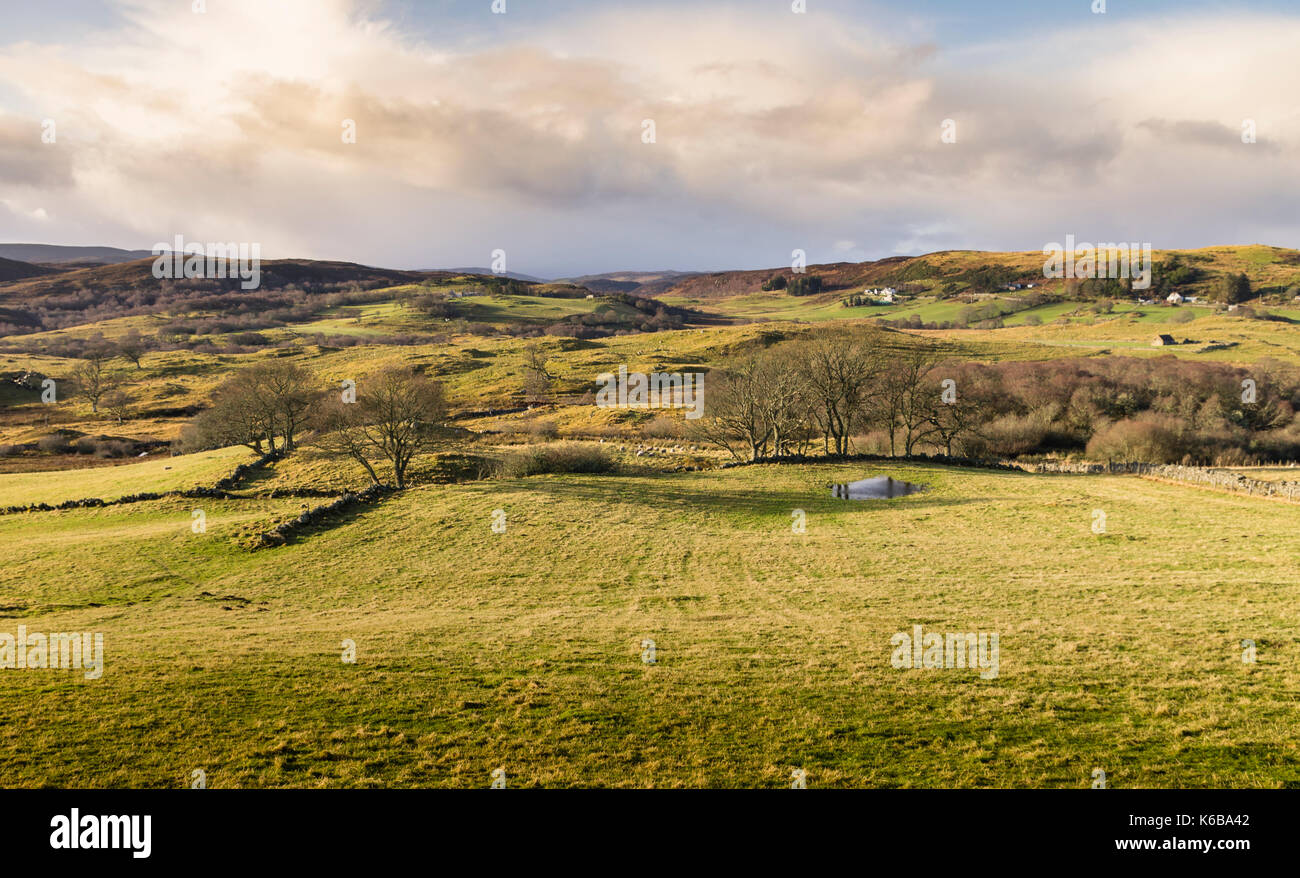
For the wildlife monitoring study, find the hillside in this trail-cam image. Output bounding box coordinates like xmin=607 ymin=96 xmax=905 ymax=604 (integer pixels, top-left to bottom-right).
xmin=0 ymin=243 xmax=157 ymax=265
xmin=0 ymin=256 xmax=59 ymax=283
xmin=631 ymin=246 xmax=1300 ymax=305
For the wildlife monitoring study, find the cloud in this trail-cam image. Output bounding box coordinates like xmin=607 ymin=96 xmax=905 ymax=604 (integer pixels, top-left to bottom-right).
xmin=0 ymin=0 xmax=1295 ymax=274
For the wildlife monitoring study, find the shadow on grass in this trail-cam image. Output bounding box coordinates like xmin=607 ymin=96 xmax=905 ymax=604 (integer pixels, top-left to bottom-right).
xmin=261 ymin=490 xmax=394 ymax=547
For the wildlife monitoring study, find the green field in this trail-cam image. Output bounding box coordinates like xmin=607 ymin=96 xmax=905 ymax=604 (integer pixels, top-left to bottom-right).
xmin=5 ymin=244 xmax=1300 ymax=789
xmin=2 ymin=460 xmax=1296 ymax=787
xmin=0 ymin=446 xmax=252 ymax=507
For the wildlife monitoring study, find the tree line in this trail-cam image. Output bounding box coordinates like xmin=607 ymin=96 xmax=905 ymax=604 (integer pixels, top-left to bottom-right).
xmin=183 ymin=362 xmax=446 ymax=489
xmin=695 ymin=329 xmax=1300 ymax=465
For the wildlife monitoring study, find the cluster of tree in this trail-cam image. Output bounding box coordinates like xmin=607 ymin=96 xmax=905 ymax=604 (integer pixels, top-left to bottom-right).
xmin=182 ymin=364 xmax=446 ymax=489
xmin=950 ymin=266 xmax=1023 ymax=294
xmin=482 ymin=277 xmax=531 ymax=295
xmin=697 ymin=330 xmax=1300 ymax=465
xmin=1214 ymin=272 xmax=1252 ymax=304
xmin=1146 ymin=256 xmax=1203 ymax=298
xmin=785 ymin=275 xmax=824 ymax=297
xmin=186 ymin=361 xmax=316 ymax=454
xmin=1067 ymin=276 xmax=1134 ymax=299
xmin=696 ymin=332 xmax=971 ymax=460
xmin=47 ymin=334 xmax=145 ymax=423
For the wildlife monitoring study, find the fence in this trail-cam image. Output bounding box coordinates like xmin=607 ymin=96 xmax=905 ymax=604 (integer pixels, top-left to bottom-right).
xmin=1018 ymin=460 xmax=1300 ymax=501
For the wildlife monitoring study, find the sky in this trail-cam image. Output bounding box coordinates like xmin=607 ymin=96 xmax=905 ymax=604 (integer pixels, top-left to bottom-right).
xmin=0 ymin=0 xmax=1297 ymax=277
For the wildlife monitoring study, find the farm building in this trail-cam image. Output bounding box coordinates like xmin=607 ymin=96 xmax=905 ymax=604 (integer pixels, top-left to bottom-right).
xmin=1166 ymin=292 xmax=1185 ymax=304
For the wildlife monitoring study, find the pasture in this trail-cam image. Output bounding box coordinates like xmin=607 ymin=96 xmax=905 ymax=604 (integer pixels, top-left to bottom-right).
xmin=1 ymin=460 xmax=1296 ymax=787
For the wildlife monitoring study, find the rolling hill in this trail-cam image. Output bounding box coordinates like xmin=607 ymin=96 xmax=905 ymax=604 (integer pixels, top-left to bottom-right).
xmin=0 ymin=243 xmax=158 ymax=265
xmin=0 ymin=256 xmax=59 ymax=283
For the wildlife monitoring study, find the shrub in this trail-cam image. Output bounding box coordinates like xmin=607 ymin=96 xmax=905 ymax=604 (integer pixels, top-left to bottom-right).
xmin=1085 ymin=414 xmax=1190 ymax=463
xmin=37 ymin=434 xmax=71 ymax=454
xmin=640 ymin=415 xmax=683 ymax=439
xmin=496 ymin=443 xmax=618 ymax=478
xmin=524 ymin=419 xmax=559 ymax=440
xmin=94 ymin=440 xmax=135 ymax=459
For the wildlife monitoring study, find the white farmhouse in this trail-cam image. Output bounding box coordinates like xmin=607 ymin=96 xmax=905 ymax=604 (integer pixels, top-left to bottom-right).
xmin=1166 ymin=292 xmax=1185 ymax=304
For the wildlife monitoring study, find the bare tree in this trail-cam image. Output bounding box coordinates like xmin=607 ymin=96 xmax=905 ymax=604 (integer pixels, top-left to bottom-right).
xmin=183 ymin=361 xmax=317 ymax=453
xmin=247 ymin=361 xmax=316 ymax=451
xmin=117 ymin=329 xmax=147 ymax=370
xmin=799 ymin=330 xmax=880 ymax=455
xmin=693 ymin=355 xmax=773 ymax=461
xmin=71 ymin=352 xmax=114 ymax=414
xmin=757 ymin=344 xmax=813 ymax=457
xmin=923 ymin=361 xmax=994 ymax=456
xmin=522 ymin=340 xmax=553 ymax=404
xmin=187 ymin=381 xmax=275 ymax=453
xmin=314 ymin=368 xmax=447 ymax=488
xmin=102 ymin=388 xmax=133 ymax=425
xmin=876 ymin=346 xmax=946 ymax=456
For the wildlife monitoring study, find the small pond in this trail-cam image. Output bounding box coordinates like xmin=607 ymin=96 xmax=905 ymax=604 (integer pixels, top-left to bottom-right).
xmin=831 ymin=476 xmax=926 ymax=500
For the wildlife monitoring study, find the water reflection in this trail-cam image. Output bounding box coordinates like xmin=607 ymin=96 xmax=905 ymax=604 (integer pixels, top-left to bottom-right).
xmin=831 ymin=476 xmax=925 ymax=500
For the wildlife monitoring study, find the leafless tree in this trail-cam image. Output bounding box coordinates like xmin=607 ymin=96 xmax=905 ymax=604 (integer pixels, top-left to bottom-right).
xmin=102 ymin=388 xmax=133 ymax=425
xmin=314 ymin=367 xmax=447 ymax=488
xmin=522 ymin=340 xmax=554 ymax=404
xmin=184 ymin=361 xmax=317 ymax=453
xmin=71 ymin=352 xmax=114 ymax=414
xmin=693 ymin=354 xmax=774 ymax=461
xmin=799 ymin=330 xmax=880 ymax=455
xmin=117 ymin=329 xmax=147 ymax=369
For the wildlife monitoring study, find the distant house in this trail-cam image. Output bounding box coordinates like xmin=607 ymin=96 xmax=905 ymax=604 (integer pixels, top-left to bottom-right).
xmin=1153 ymin=334 xmax=1176 ymax=346
xmin=862 ymin=287 xmax=897 ymax=303
xmin=1166 ymin=292 xmax=1185 ymax=304
xmin=1227 ymin=303 xmax=1239 ymax=312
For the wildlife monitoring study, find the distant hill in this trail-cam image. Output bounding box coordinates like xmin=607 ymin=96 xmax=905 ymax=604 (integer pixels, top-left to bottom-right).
xmin=0 ymin=257 xmax=470 ymax=334
xmin=559 ymin=270 xmax=701 ymax=296
xmin=444 ymin=268 xmax=550 ymax=283
xmin=636 ymin=246 xmax=1300 ymax=301
xmin=0 ymin=244 xmax=157 ymax=266
xmin=0 ymin=257 xmax=60 ymax=283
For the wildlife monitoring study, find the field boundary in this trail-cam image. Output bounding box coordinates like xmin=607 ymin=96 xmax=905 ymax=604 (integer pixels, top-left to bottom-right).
xmin=0 ymin=447 xmax=291 ymax=515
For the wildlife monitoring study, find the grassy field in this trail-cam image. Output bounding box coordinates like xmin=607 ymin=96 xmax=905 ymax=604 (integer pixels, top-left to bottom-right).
xmin=2 ymin=459 xmax=1297 ymax=787
xmin=0 ymin=445 xmax=252 ymax=507
xmin=5 ymin=247 xmax=1300 ymax=789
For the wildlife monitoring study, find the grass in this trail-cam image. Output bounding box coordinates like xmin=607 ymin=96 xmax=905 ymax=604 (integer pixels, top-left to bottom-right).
xmin=5 ymin=245 xmax=1300 ymax=788
xmin=1 ymin=461 xmax=1297 ymax=787
xmin=0 ymin=445 xmax=252 ymax=507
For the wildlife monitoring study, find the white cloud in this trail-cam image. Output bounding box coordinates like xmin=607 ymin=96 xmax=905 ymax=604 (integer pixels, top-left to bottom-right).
xmin=0 ymin=0 xmax=1295 ymax=275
